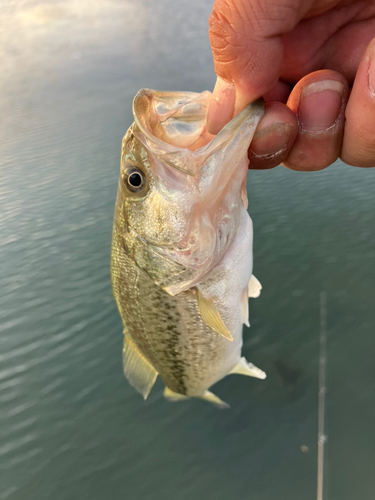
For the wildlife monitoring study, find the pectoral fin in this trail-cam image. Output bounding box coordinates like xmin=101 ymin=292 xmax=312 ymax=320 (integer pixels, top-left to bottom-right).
xmin=123 ymin=334 xmax=158 ymax=399
xmin=229 ymin=357 xmax=266 ymax=380
xmin=196 ymin=290 xmax=233 ymax=341
xmin=248 ymin=275 xmax=262 ymax=298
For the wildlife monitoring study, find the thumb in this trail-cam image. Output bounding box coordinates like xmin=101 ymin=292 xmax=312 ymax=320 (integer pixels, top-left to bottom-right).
xmin=207 ymin=0 xmax=309 ymax=134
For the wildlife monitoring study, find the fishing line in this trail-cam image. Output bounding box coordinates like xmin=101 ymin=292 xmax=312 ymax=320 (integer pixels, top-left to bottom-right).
xmin=317 ymin=291 xmax=328 ymax=500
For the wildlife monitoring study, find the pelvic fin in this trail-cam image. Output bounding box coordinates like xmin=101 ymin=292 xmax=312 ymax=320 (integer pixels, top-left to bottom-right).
xmin=123 ymin=334 xmax=158 ymax=399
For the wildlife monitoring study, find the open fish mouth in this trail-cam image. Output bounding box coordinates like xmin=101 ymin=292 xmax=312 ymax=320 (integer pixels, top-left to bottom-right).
xmin=133 ymin=89 xmax=215 ymax=152
xmin=132 ymin=88 xmax=265 ymax=177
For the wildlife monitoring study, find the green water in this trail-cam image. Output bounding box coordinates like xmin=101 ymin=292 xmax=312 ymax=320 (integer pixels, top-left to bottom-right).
xmin=0 ymin=1 xmax=374 ymax=499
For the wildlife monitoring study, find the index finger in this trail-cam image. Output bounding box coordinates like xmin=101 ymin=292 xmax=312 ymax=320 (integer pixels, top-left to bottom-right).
xmin=207 ymin=0 xmax=314 ymax=134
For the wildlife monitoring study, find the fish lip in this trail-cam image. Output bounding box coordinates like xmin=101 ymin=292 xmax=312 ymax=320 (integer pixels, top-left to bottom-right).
xmin=132 ymin=89 xmax=265 ymax=176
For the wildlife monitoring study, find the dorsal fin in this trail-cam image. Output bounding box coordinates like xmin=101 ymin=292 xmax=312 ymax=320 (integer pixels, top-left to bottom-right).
xmin=196 ymin=290 xmax=233 ymax=341
xmin=229 ymin=357 xmax=266 ymax=380
xmin=123 ymin=334 xmax=158 ymax=399
xmin=248 ymin=275 xmax=262 ymax=298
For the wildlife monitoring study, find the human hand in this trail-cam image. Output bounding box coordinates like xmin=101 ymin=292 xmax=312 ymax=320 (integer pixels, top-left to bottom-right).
xmin=207 ymin=0 xmax=375 ymax=170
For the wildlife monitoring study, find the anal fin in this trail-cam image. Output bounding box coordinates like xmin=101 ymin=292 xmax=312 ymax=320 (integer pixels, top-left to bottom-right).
xmin=202 ymin=390 xmax=230 ymax=409
xmin=229 ymin=357 xmax=266 ymax=380
xmin=196 ymin=289 xmax=233 ymax=341
xmin=123 ymin=334 xmax=157 ymax=399
xmin=164 ymin=387 xmax=230 ymax=409
xmin=248 ymin=275 xmax=262 ymax=298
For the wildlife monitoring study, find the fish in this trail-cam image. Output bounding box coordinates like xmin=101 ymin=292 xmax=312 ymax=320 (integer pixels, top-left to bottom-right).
xmin=111 ymin=89 xmax=266 ymax=408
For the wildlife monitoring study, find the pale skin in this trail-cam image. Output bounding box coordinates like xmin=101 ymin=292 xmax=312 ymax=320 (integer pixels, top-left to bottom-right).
xmin=207 ymin=0 xmax=375 ymax=170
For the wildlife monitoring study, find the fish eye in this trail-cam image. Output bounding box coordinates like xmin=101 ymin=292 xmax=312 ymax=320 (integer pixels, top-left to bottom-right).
xmin=123 ymin=166 xmax=147 ymax=194
xmin=128 ymin=172 xmax=142 ymax=188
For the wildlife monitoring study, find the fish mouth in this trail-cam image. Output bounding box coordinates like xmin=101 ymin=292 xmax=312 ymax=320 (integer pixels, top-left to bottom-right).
xmin=132 ymin=89 xmax=265 ymax=176
xmin=133 ymin=89 xmax=214 ymax=151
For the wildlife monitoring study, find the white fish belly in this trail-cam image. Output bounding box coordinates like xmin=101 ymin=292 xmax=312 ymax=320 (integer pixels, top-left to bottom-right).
xmin=180 ymin=207 xmax=254 ymax=395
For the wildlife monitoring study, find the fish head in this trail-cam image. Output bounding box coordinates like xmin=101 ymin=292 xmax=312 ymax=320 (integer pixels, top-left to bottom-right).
xmin=116 ymin=89 xmax=264 ymax=294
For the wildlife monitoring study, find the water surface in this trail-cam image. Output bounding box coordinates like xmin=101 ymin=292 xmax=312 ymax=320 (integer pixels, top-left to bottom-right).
xmin=1 ymin=1 xmax=374 ymax=499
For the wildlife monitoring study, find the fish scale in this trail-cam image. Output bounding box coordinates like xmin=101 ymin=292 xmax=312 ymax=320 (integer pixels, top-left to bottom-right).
xmin=111 ymin=89 xmax=267 ymax=407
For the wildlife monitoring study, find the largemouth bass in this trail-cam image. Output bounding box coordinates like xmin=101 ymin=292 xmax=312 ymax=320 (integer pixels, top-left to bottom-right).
xmin=111 ymin=89 xmax=266 ymax=408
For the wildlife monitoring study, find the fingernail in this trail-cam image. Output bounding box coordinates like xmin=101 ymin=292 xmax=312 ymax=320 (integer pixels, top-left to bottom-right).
xmin=368 ymin=47 xmax=375 ymax=97
xmin=299 ymin=80 xmax=344 ymax=132
xmin=250 ymin=123 xmax=293 ymax=157
xmin=206 ymin=77 xmax=236 ymax=135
